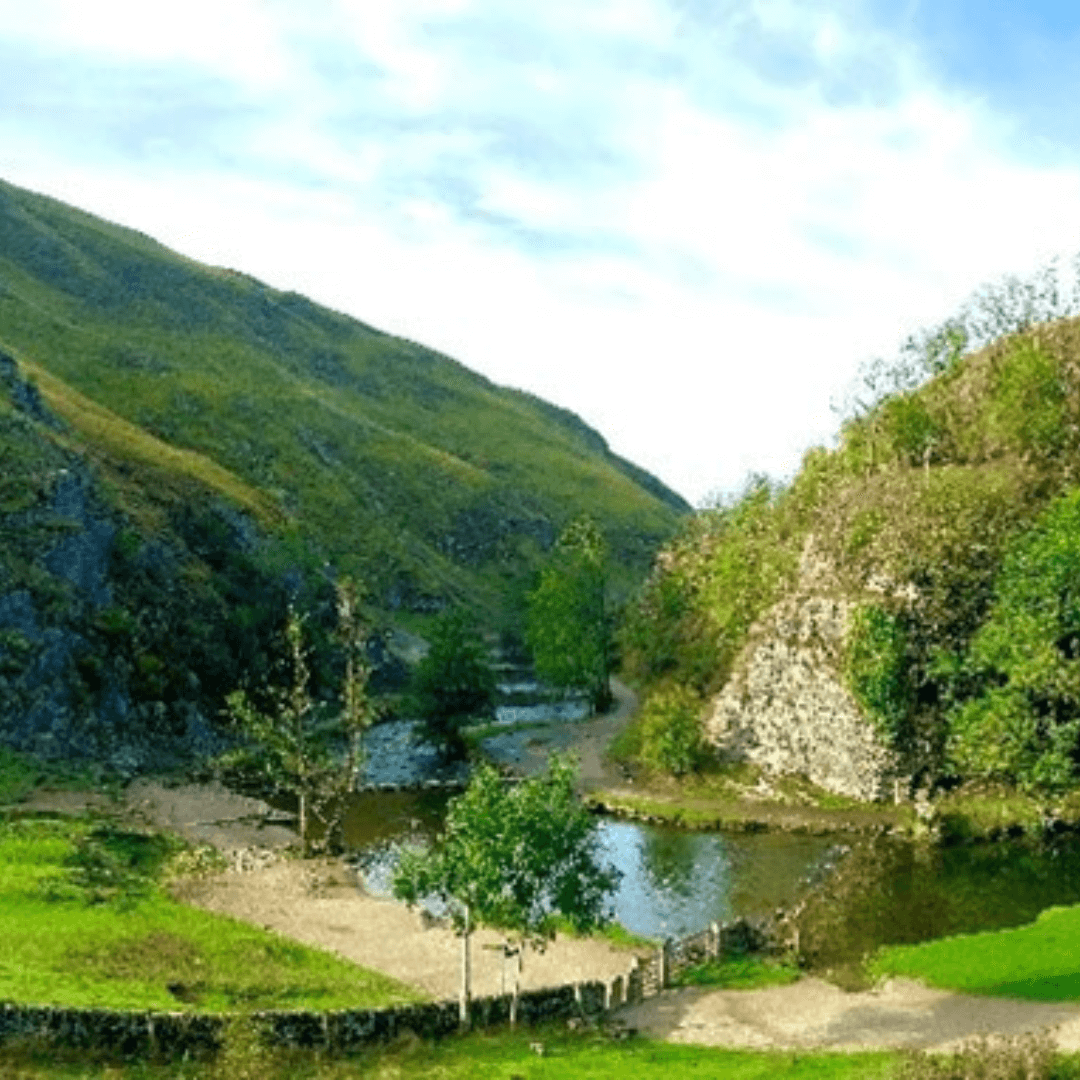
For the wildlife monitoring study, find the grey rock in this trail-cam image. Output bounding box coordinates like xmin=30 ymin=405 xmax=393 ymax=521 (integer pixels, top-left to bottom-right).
xmin=0 ymin=591 xmax=42 ymax=642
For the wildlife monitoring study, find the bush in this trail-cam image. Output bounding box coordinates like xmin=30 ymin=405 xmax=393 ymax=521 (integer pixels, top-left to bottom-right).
xmin=896 ymin=1033 xmax=1063 ymax=1080
xmin=988 ymin=341 xmax=1067 ymax=457
xmin=944 ymin=487 xmax=1080 ymax=790
xmin=844 ymin=604 xmax=913 ymax=747
xmin=639 ymin=686 xmax=706 ymax=777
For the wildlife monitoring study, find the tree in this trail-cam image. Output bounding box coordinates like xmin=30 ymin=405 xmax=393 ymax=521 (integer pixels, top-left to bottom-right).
xmin=638 ymin=685 xmax=707 ymax=777
xmin=224 ymin=577 xmax=375 ymax=853
xmin=526 ymin=518 xmax=613 ymax=713
xmin=945 ymin=490 xmax=1080 ymax=791
xmin=391 ymin=754 xmax=621 ymax=1025
xmin=412 ymin=608 xmax=496 ymax=760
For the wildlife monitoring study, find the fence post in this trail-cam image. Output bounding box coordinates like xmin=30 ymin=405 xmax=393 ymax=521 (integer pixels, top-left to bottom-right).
xmin=658 ymin=939 xmax=669 ymax=991
xmin=710 ymin=921 xmax=720 ymax=959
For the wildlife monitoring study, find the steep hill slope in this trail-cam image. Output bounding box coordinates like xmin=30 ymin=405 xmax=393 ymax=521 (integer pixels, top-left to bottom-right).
xmin=0 ymin=177 xmax=687 ymax=616
xmin=623 ymin=306 xmax=1080 ymax=800
xmin=0 ymin=176 xmax=688 ymax=772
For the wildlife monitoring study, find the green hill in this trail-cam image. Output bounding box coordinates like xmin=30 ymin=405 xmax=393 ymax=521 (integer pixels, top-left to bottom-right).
xmin=0 ymin=177 xmax=687 ymax=609
xmin=621 ymin=267 xmax=1080 ymax=798
xmin=0 ymin=175 xmax=687 ymax=772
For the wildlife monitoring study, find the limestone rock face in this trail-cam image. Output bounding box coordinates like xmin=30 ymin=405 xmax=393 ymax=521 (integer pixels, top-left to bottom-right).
xmin=703 ymin=536 xmax=901 ymax=802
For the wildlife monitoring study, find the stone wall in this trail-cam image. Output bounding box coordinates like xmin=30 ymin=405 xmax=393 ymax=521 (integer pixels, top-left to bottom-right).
xmin=0 ymin=982 xmax=614 ymax=1057
xmin=703 ymin=535 xmax=904 ymax=802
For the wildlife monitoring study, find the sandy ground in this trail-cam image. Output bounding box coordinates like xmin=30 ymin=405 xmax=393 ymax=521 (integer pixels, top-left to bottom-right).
xmin=172 ymin=858 xmax=643 ymax=1001
xmin=619 ymin=977 xmax=1080 ymax=1053
xmin=19 ymin=765 xmax=647 ymax=1002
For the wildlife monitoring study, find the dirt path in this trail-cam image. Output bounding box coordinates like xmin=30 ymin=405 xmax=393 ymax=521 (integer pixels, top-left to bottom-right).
xmin=481 ymin=676 xmax=639 ymax=793
xmin=617 ymin=978 xmax=1080 ymax=1053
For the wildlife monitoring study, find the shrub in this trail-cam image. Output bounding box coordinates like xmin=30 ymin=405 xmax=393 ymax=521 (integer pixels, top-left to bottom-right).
xmin=945 ymin=487 xmax=1080 ymax=790
xmin=639 ymin=686 xmax=707 ymax=776
xmin=988 ymin=341 xmax=1067 ymax=457
xmin=845 ymin=604 xmax=913 ymax=747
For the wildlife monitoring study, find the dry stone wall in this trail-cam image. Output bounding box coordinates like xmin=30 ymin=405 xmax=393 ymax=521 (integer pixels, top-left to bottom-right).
xmin=703 ymin=535 xmax=904 ymax=802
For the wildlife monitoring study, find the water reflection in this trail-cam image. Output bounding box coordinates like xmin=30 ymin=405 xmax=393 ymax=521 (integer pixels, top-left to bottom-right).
xmin=798 ymin=834 xmax=1080 ymax=976
xmin=599 ymin=822 xmax=835 ymax=939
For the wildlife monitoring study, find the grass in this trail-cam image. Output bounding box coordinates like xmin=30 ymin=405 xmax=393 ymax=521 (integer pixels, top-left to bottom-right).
xmin=0 ymin=748 xmax=39 ymax=805
xmin=547 ymin=915 xmax=657 ymax=951
xmin=669 ymin=955 xmax=801 ymax=990
xmin=869 ymin=902 xmax=1080 ymax=1001
xmin=0 ymin=1023 xmax=901 ymax=1079
xmin=0 ymin=747 xmax=130 ymax=807
xmin=0 ymin=816 xmax=423 ymax=1013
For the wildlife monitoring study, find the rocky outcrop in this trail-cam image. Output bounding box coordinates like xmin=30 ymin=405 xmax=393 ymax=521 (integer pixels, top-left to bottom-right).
xmin=704 ymin=536 xmax=905 ymax=802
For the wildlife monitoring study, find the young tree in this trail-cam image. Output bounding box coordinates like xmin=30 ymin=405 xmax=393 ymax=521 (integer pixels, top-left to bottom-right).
xmin=391 ymin=754 xmax=621 ymax=1025
xmin=412 ymin=608 xmax=496 ymax=760
xmin=224 ymin=577 xmax=375 ymax=854
xmin=526 ymin=518 xmax=613 ymax=713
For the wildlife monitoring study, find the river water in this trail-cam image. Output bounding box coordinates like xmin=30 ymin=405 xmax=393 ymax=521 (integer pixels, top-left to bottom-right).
xmin=350 ymin=687 xmax=1080 ymax=960
xmin=340 ymin=785 xmax=838 ymax=940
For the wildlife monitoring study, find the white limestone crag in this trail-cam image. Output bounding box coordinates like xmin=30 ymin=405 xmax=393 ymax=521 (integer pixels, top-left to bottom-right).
xmin=703 ymin=535 xmax=906 ymax=802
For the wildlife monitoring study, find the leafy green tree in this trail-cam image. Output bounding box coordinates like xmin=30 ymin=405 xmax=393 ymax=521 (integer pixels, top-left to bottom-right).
xmin=945 ymin=490 xmax=1080 ymax=790
xmin=412 ymin=608 xmax=496 ymax=760
xmin=527 ymin=518 xmax=613 ymax=712
xmin=638 ymin=686 xmax=707 ymax=776
xmin=391 ymin=754 xmax=620 ymax=1025
xmin=224 ymin=578 xmax=375 ymax=853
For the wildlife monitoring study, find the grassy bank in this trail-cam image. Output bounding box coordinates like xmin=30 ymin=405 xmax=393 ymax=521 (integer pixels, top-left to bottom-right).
xmin=0 ymin=815 xmax=423 ymax=1013
xmin=590 ymin=753 xmax=1080 ymax=841
xmin=587 ymin=766 xmax=915 ymax=836
xmin=669 ymin=955 xmax=801 ymax=990
xmin=869 ymin=903 xmax=1080 ymax=1001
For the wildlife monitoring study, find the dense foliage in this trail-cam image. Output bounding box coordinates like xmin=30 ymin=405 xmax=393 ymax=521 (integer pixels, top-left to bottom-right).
xmin=637 ymin=685 xmax=707 ymax=776
xmin=944 ymin=489 xmax=1080 ymax=790
xmin=620 ymin=255 xmax=1080 ymax=793
xmin=526 ymin=518 xmax=614 ymax=711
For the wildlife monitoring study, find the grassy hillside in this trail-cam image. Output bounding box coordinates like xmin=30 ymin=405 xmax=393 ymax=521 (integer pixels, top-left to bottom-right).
xmin=621 ymin=266 xmax=1080 ymax=795
xmin=0 ymin=176 xmax=687 ymax=621
xmin=0 ymin=175 xmax=688 ymax=772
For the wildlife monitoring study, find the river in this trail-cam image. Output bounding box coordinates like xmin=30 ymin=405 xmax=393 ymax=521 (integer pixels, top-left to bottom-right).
xmin=348 ymin=684 xmax=1080 ymax=964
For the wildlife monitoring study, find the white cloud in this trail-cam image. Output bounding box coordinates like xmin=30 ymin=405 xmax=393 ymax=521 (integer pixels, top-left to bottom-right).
xmin=3 ymin=0 xmax=1080 ymax=505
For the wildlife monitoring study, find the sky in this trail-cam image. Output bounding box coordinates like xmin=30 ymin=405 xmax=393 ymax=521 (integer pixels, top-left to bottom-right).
xmin=3 ymin=1 xmax=1080 ymax=507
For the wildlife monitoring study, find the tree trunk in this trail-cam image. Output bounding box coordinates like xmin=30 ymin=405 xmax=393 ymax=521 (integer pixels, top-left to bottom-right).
xmin=510 ymin=943 xmax=523 ymax=1027
xmin=460 ymin=905 xmax=471 ymax=1028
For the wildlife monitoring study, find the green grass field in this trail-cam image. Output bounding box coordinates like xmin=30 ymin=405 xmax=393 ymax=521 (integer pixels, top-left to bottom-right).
xmin=669 ymin=955 xmax=801 ymax=990
xmin=0 ymin=1024 xmax=900 ymax=1079
xmin=0 ymin=816 xmax=423 ymax=1013
xmin=869 ymin=902 xmax=1080 ymax=1001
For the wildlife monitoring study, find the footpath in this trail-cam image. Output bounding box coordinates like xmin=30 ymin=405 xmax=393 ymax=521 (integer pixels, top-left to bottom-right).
xmin=618 ymin=978 xmax=1080 ymax=1053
